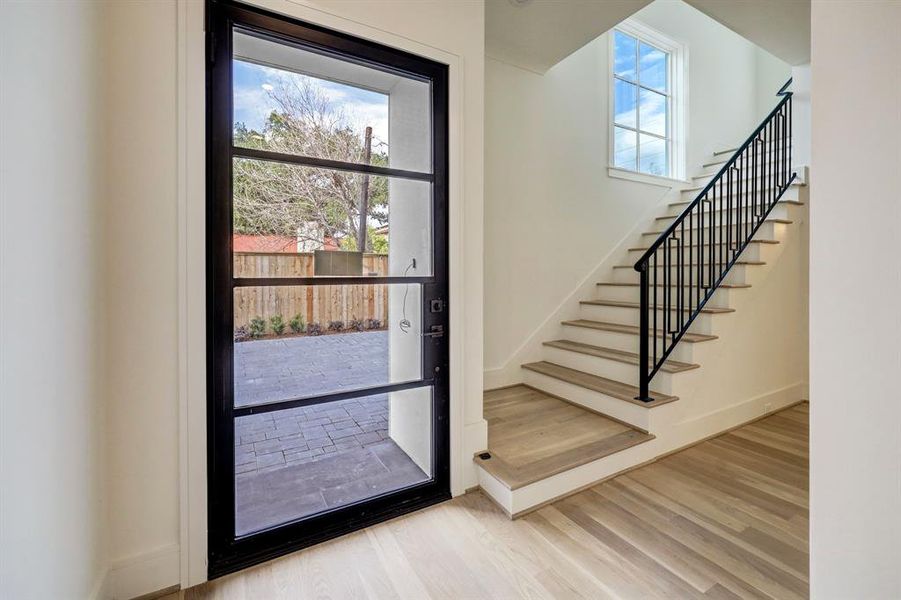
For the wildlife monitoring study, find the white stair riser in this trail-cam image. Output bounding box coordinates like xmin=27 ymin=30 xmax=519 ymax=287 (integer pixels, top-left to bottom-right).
xmin=628 ymin=243 xmax=766 ymax=263
xmin=611 ymin=263 xmax=751 ymax=285
xmin=653 ymin=202 xmax=794 ymax=226
xmin=541 ymin=345 xmax=678 ymax=395
xmin=522 ymin=369 xmax=650 ymax=430
xmin=640 ymin=221 xmax=779 ymax=243
xmin=679 ymin=183 xmax=801 ymax=202
xmin=579 ymin=303 xmax=721 ymax=335
xmin=596 ymin=284 xmax=736 ymax=309
xmin=561 ymin=323 xmax=698 ymax=363
xmin=665 ymin=189 xmax=800 ymax=216
xmin=561 ymin=324 xmax=700 ymax=363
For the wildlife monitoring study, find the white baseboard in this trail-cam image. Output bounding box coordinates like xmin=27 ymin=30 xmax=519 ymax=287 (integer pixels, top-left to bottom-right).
xmin=90 ymin=566 xmax=111 ymax=600
xmin=483 ymin=367 xmax=515 ymax=391
xmin=106 ymin=544 xmax=180 ymax=600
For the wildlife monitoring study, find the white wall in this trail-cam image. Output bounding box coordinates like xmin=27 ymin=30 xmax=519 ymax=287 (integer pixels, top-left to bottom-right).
xmin=0 ymin=2 xmax=108 ymax=598
xmin=754 ymin=46 xmax=792 ymax=120
xmin=484 ymin=0 xmax=791 ymax=384
xmin=809 ymin=1 xmax=901 ymax=597
xmin=104 ymin=1 xmax=181 ymax=585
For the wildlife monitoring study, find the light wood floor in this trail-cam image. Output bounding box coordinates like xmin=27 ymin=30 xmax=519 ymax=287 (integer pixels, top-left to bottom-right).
xmin=186 ymin=403 xmax=809 ymax=599
xmin=478 ymin=385 xmax=654 ymax=489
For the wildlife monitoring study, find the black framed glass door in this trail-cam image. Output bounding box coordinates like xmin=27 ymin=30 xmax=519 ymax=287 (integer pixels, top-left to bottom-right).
xmin=206 ymin=0 xmax=449 ymax=577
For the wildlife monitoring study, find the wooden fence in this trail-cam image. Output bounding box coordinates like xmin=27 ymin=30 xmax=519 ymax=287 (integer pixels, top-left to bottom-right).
xmin=233 ymin=252 xmax=389 ymax=332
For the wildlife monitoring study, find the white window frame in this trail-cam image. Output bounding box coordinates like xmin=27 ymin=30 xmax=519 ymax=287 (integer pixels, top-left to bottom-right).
xmin=608 ymin=19 xmax=688 ymax=186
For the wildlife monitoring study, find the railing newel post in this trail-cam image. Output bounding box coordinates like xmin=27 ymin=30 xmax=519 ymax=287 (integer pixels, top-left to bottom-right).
xmin=636 ymin=260 xmax=651 ymax=402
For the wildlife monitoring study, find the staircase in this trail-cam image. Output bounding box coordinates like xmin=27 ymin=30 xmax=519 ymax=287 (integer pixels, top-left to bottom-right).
xmin=475 ymin=82 xmax=807 ymax=517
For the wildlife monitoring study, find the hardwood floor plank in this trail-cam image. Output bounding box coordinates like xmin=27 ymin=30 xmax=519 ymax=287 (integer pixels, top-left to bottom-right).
xmin=186 ymin=404 xmax=810 ymax=600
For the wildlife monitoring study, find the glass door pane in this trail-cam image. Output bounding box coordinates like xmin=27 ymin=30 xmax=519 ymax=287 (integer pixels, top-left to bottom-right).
xmin=232 ymin=30 xmax=433 ymax=174
xmin=233 ymin=283 xmax=423 ymax=408
xmin=235 ymin=386 xmax=433 ymax=535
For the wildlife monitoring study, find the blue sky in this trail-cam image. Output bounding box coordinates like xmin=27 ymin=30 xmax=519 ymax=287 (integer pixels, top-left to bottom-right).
xmin=232 ymin=60 xmax=389 ymax=143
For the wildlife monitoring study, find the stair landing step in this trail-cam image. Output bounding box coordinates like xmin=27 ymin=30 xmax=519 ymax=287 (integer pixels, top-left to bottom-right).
xmin=580 ymin=299 xmax=734 ymax=314
xmin=561 ymin=319 xmax=718 ymax=343
xmin=476 ymin=385 xmax=655 ymax=490
xmin=629 ymin=239 xmax=779 ymax=251
xmin=544 ymin=339 xmax=700 ymax=373
xmin=614 ymin=260 xmax=765 ymax=268
xmin=683 ymin=180 xmax=803 ymax=193
xmin=523 ymin=361 xmax=678 ymax=407
xmin=655 ymin=215 xmax=793 ymax=224
xmin=670 ymin=198 xmax=804 ymax=208
xmin=597 ymin=281 xmax=751 ymax=289
xmin=713 ymin=147 xmax=739 ymax=156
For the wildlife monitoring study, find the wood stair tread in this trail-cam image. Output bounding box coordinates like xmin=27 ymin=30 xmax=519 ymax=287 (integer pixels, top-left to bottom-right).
xmin=543 ymin=339 xmax=700 ymax=373
xmin=597 ymin=281 xmax=751 ymax=289
xmin=561 ymin=319 xmax=718 ymax=343
xmin=613 ymin=259 xmax=765 ymax=268
xmin=476 ymin=385 xmax=655 ymax=490
xmin=522 ymin=361 xmax=678 ymax=407
xmin=670 ymin=198 xmax=804 ymax=208
xmin=655 ymin=215 xmax=793 ymax=224
xmin=580 ymin=299 xmax=734 ymax=314
xmin=629 ymin=239 xmax=779 ymax=251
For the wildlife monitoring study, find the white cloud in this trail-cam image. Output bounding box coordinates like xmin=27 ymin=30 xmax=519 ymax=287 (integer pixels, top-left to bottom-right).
xmin=234 ymin=61 xmax=390 ymax=148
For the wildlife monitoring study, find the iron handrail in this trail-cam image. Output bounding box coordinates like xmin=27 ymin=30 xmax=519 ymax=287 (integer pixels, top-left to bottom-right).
xmin=633 ymin=78 xmax=795 ymax=401
xmin=634 ymin=80 xmax=793 ymax=267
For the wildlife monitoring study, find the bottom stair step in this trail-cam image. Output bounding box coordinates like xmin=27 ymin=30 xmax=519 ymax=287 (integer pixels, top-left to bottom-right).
xmin=522 ymin=361 xmax=678 ymax=407
xmin=476 ymin=385 xmax=655 ymax=490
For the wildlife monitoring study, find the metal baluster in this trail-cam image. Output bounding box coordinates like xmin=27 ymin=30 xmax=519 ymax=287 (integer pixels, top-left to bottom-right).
xmin=653 ymin=251 xmax=657 ymax=370
xmin=789 ymin=96 xmax=793 ymax=179
xmin=678 ymin=225 xmax=684 ymax=333
xmin=638 ymin=263 xmax=649 ymax=401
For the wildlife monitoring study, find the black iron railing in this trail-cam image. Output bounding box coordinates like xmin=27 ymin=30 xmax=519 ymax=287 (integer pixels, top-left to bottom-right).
xmin=633 ymin=79 xmax=796 ymax=401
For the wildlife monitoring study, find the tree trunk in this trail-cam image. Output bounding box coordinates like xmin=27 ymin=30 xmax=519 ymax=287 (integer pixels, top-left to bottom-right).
xmin=356 ymin=126 xmax=373 ymax=253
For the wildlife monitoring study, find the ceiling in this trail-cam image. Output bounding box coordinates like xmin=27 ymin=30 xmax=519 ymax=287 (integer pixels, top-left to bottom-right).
xmin=485 ymin=0 xmax=811 ymax=74
xmin=683 ymin=0 xmax=810 ymax=65
xmin=485 ymin=0 xmax=652 ymax=74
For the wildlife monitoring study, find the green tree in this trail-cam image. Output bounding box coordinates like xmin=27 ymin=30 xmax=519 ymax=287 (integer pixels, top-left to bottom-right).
xmin=233 ymin=76 xmax=389 ymax=252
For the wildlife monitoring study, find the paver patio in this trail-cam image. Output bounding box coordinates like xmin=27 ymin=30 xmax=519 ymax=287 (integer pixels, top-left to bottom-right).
xmin=232 ymin=330 xmax=428 ymax=533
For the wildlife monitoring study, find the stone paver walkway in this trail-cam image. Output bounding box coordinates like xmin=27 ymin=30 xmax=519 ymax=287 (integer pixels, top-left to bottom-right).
xmin=234 ymin=394 xmax=390 ymax=473
xmin=233 ymin=330 xmax=392 ymax=476
xmin=231 ymin=330 xmax=428 ymax=532
xmin=234 ymin=330 xmax=389 ymax=407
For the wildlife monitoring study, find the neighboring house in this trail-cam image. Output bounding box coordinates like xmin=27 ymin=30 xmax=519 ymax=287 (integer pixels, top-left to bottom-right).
xmin=232 ymin=234 xmax=297 ymax=253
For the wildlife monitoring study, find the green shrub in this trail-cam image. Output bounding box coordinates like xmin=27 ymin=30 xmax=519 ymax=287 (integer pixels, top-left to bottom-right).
xmin=270 ymin=314 xmax=286 ymax=335
xmin=248 ymin=316 xmax=266 ymax=338
xmin=289 ymin=313 xmax=305 ymax=334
